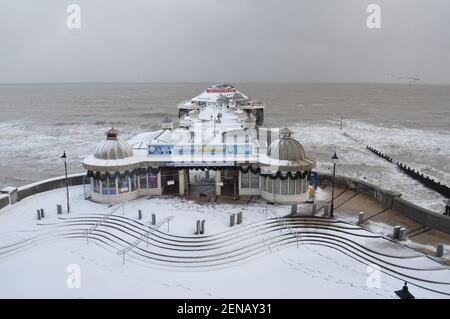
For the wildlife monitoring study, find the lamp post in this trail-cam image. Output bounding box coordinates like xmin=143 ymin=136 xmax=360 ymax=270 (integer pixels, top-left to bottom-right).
xmin=395 ymin=282 xmax=415 ymax=299
xmin=330 ymin=152 xmax=339 ymax=218
xmin=61 ymin=151 xmax=70 ymax=213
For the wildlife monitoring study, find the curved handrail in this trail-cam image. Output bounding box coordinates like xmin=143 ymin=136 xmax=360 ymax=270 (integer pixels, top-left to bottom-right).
xmin=117 ymin=216 xmax=174 ymax=263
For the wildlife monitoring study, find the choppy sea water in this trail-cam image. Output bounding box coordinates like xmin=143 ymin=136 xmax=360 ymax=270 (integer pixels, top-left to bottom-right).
xmin=0 ymin=83 xmax=449 ymax=212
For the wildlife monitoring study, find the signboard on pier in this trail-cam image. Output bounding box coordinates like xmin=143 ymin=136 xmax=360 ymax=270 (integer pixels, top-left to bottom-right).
xmin=148 ymin=144 xmax=252 ymax=157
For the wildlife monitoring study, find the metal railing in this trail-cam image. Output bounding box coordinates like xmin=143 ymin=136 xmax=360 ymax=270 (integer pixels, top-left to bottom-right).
xmin=83 ymin=201 xmax=127 ymax=244
xmin=266 ymin=206 xmax=303 ymax=248
xmin=117 ymin=215 xmax=174 ymax=264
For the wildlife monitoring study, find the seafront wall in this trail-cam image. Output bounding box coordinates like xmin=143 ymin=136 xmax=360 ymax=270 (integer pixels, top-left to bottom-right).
xmin=319 ymin=173 xmax=450 ymax=235
xmin=318 ymin=173 xmax=401 ymax=209
xmin=0 ymin=173 xmax=86 ymax=211
xmin=392 ymin=198 xmax=450 ymax=234
xmin=15 ymin=173 xmax=86 ymax=203
xmin=0 ymin=194 xmax=9 ymax=210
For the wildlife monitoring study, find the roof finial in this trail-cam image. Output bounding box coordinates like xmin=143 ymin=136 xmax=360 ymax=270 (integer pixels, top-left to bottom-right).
xmin=279 ymin=127 xmax=293 ymax=138
xmin=106 ymin=127 xmax=118 ymax=140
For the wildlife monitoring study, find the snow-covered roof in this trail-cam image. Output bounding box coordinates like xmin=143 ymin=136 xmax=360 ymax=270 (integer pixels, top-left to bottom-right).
xmin=93 ymin=129 xmax=133 ymax=160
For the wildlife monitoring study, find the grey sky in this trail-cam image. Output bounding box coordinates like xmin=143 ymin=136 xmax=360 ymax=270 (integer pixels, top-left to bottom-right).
xmin=1 ymin=0 xmax=449 ymax=84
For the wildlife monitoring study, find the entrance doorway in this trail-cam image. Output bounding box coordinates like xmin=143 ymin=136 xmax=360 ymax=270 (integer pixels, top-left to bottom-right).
xmin=161 ymin=168 xmax=179 ymax=195
xmin=221 ymin=169 xmax=239 ymax=199
xmin=188 ymin=169 xmax=216 ymax=198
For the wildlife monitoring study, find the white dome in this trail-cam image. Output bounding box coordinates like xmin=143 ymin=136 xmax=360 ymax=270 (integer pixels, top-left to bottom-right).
xmin=93 ymin=128 xmax=133 ymax=160
xmin=267 ymin=127 xmax=306 ymax=161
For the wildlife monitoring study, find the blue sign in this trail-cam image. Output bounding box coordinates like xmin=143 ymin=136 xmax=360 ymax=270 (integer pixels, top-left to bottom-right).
xmin=309 ymin=169 xmax=318 ymax=189
xmin=148 ymin=145 xmax=173 ymax=155
xmin=148 ymin=144 xmax=252 ymax=156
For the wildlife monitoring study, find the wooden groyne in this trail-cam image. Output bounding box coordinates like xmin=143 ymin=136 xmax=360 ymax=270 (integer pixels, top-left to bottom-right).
xmin=365 ymin=145 xmax=450 ymax=199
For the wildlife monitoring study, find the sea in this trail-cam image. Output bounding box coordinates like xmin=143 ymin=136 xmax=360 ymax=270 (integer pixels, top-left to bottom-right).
xmin=0 ymin=83 xmax=449 ymax=212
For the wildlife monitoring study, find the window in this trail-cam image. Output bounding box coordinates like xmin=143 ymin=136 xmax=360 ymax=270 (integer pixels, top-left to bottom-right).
xmin=130 ymin=175 xmax=136 ymax=191
xmin=108 ymin=177 xmax=117 ymax=195
xmin=241 ymin=172 xmax=249 ymax=188
xmin=296 ymin=178 xmax=302 ymax=194
xmin=250 ymin=172 xmax=259 ymax=188
xmin=262 ymin=176 xmax=267 ymax=191
xmin=139 ymin=174 xmax=147 ymax=189
xmin=288 ymin=178 xmax=295 ymax=195
xmin=102 ymin=178 xmax=109 ymax=195
xmin=118 ymin=176 xmax=129 ymax=194
xmin=281 ymin=179 xmax=288 ymax=195
xmin=148 ymin=169 xmax=158 ymax=188
xmin=268 ymin=178 xmax=273 ymax=193
xmin=274 ymin=179 xmax=280 ymax=194
xmin=93 ymin=178 xmax=101 ymax=193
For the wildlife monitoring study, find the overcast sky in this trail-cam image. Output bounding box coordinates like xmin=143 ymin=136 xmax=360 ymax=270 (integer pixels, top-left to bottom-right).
xmin=1 ymin=0 xmax=449 ymax=84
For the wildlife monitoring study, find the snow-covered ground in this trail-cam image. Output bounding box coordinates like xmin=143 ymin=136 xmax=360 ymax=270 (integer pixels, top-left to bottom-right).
xmin=1 ymin=186 xmax=449 ymax=299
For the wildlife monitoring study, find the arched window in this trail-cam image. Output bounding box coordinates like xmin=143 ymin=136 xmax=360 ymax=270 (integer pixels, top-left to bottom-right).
xmin=108 ymin=176 xmax=117 ymax=195
xmin=288 ymin=177 xmax=295 ymax=195
xmin=130 ymin=175 xmax=136 ymax=191
xmin=274 ymin=179 xmax=280 ymax=194
xmin=118 ymin=176 xmax=129 ymax=194
xmin=139 ymin=174 xmax=147 ymax=189
xmin=280 ymin=179 xmax=288 ymax=195
xmin=102 ymin=178 xmax=109 ymax=195
xmin=296 ymin=178 xmax=302 ymax=194
xmin=148 ymin=168 xmax=158 ymax=188
xmin=93 ymin=178 xmax=101 ymax=193
xmin=268 ymin=178 xmax=273 ymax=193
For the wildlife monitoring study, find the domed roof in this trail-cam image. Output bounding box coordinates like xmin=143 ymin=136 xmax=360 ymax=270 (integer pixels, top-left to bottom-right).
xmin=93 ymin=128 xmax=133 ymax=160
xmin=267 ymin=127 xmax=306 ymax=161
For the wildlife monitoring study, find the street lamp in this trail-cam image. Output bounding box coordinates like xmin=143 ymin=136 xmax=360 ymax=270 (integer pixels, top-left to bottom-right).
xmin=395 ymin=282 xmax=415 ymax=299
xmin=330 ymin=152 xmax=339 ymax=218
xmin=60 ymin=151 xmax=70 ymax=213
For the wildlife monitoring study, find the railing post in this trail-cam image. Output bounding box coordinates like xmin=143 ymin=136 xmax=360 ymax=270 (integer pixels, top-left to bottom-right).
xmin=200 ymin=220 xmax=205 ymax=234
xmin=195 ymin=220 xmax=200 ymax=234
xmin=393 ymin=226 xmax=401 ymax=239
xmin=436 ymin=244 xmax=444 ymax=258
xmin=358 ymin=211 xmax=364 ymax=225
xmin=237 ymin=211 xmax=243 ymax=225
xmin=323 ymin=205 xmax=329 ymax=217
xmin=398 ymin=227 xmax=406 ymax=241
xmin=312 ymin=204 xmax=317 ymax=215
xmin=230 ymin=214 xmax=235 ymax=227
xmin=291 ymin=204 xmax=297 ymax=215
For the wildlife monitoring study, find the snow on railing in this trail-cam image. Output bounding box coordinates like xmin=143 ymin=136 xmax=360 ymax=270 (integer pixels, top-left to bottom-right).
xmin=263 ymin=206 xmax=304 ymax=249
xmin=83 ymin=201 xmax=127 ymax=244
xmin=117 ymin=215 xmax=174 ymax=264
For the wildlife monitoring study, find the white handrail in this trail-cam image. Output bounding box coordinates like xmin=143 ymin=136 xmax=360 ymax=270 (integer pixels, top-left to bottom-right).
xmin=117 ymin=216 xmax=174 ymax=262
xmin=267 ymin=207 xmax=303 ymax=248
xmin=83 ymin=201 xmax=126 ymax=240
